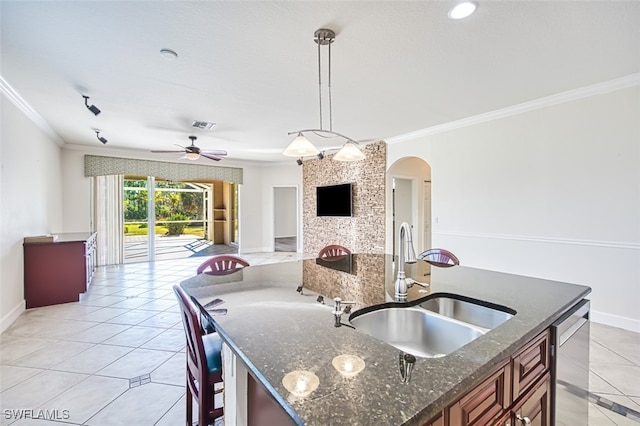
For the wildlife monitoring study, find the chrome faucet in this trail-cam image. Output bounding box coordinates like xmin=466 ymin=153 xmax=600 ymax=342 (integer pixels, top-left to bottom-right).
xmin=394 ymin=222 xmax=417 ymax=301
xmin=332 ymin=297 xmax=355 ymax=327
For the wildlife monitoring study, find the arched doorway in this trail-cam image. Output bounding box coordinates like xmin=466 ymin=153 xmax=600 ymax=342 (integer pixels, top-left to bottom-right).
xmin=386 ymin=157 xmax=431 ymax=256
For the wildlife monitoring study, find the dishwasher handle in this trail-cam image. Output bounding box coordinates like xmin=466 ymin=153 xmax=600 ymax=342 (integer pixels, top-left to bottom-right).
xmin=555 ymin=299 xmax=590 ymax=346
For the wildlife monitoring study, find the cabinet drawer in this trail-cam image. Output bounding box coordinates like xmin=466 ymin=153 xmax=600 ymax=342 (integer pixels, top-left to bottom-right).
xmin=448 ymin=361 xmax=511 ymax=426
xmin=511 ymin=330 xmax=550 ymax=402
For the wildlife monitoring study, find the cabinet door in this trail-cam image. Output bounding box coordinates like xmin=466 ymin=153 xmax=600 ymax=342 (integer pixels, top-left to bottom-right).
xmin=423 ymin=411 xmax=444 ymax=426
xmin=448 ymin=362 xmax=511 ymax=425
xmin=511 ymin=372 xmax=551 ymax=426
xmin=512 ymin=330 xmax=550 ymax=401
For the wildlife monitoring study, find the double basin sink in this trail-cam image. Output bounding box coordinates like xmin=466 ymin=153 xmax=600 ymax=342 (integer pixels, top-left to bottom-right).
xmin=349 ymin=294 xmax=515 ymax=358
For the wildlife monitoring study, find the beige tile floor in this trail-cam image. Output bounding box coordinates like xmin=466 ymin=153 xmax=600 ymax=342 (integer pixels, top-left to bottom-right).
xmin=1 ymin=252 xmax=639 ymax=425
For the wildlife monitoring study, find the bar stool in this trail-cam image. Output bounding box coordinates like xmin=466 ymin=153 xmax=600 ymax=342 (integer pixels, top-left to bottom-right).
xmin=318 ymin=245 xmax=351 ymax=259
xmin=197 ymin=255 xmax=250 ymax=275
xmin=174 ymin=285 xmax=224 ymax=425
xmin=417 ymin=248 xmax=460 ymax=267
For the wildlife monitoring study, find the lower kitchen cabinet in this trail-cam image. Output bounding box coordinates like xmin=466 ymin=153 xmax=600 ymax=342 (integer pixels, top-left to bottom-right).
xmin=444 ymin=329 xmax=551 ymax=426
xmin=423 ymin=411 xmax=444 ymax=426
xmin=448 ymin=362 xmax=511 ymax=425
xmin=509 ymin=372 xmax=551 ymax=426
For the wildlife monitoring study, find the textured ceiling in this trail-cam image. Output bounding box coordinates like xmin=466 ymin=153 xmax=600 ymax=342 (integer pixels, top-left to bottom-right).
xmin=1 ymin=1 xmax=639 ymax=163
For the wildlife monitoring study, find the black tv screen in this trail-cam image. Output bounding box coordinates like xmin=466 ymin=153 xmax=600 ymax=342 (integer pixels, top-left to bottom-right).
xmin=316 ymin=183 xmax=352 ymax=217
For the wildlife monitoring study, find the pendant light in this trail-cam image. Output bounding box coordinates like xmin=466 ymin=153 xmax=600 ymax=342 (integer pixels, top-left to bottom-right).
xmin=284 ymin=29 xmax=366 ymax=163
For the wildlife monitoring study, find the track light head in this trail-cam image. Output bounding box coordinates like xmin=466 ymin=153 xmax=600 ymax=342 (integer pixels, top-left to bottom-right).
xmin=296 ymin=158 xmax=303 ymax=166
xmin=95 ymin=130 xmax=108 ymax=144
xmin=83 ymin=95 xmax=101 ymax=116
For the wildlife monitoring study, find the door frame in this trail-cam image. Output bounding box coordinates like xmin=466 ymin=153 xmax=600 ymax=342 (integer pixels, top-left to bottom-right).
xmin=272 ymin=185 xmax=301 ymax=253
xmin=390 ymin=175 xmax=420 ymax=257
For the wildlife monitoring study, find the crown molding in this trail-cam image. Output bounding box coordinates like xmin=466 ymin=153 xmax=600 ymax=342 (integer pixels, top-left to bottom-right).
xmin=0 ymin=75 xmax=65 ymax=146
xmin=387 ymin=73 xmax=640 ymax=144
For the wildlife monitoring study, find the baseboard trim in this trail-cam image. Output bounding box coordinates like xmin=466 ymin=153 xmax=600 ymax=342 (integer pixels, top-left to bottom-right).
xmin=1 ymin=300 xmax=25 ymax=334
xmin=591 ymin=310 xmax=640 ymax=334
xmin=238 ymin=247 xmax=272 ymax=254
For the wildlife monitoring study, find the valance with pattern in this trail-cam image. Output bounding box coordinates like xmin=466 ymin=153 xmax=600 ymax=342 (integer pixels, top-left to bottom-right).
xmin=84 ymin=155 xmax=243 ymax=184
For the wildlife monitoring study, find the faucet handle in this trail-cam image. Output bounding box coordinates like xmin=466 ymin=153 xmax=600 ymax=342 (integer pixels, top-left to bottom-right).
xmin=405 ymin=278 xmax=429 ymax=288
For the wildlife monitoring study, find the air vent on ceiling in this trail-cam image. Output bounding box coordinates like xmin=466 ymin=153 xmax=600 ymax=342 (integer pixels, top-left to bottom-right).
xmin=192 ymin=121 xmax=216 ymax=130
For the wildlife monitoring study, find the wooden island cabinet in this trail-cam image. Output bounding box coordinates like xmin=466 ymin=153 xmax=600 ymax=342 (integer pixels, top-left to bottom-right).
xmin=23 ymin=232 xmax=97 ymax=308
xmin=430 ymin=330 xmax=551 ymax=426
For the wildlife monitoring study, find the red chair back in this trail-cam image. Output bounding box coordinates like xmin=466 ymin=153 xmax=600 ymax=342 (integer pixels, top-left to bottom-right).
xmin=417 ymin=248 xmax=460 ymax=267
xmin=173 ymin=285 xmax=223 ymax=424
xmin=318 ymin=245 xmax=351 ymax=259
xmin=197 ymin=255 xmax=250 ymax=275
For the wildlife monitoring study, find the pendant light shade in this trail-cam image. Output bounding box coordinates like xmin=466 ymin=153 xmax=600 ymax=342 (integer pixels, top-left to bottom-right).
xmin=333 ymin=141 xmax=365 ymax=162
xmin=283 ymin=133 xmax=320 ymax=157
xmin=285 ymin=29 xmax=367 ymax=164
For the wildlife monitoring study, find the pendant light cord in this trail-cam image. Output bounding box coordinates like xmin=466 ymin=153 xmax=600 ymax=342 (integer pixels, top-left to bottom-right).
xmin=318 ymin=39 xmax=323 ymax=130
xmin=328 ymin=42 xmax=333 ymax=132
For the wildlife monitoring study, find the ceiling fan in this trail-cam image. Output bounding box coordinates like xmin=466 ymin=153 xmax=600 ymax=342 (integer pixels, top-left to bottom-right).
xmin=151 ymin=136 xmax=227 ymax=161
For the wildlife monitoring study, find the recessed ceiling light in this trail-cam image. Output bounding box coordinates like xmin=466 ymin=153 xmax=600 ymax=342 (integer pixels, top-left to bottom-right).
xmin=448 ymin=1 xmax=478 ymax=20
xmin=160 ymin=48 xmax=178 ymax=60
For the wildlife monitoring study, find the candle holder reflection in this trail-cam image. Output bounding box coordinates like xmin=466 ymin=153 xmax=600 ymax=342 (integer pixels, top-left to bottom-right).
xmin=282 ymin=370 xmax=320 ymax=398
xmin=332 ymin=354 xmax=365 ymax=378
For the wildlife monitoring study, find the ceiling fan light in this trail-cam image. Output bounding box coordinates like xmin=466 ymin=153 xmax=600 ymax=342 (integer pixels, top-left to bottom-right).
xmin=333 ymin=141 xmax=365 ymax=162
xmin=185 ymin=152 xmax=200 ymax=160
xmin=283 ymin=133 xmax=320 ymax=157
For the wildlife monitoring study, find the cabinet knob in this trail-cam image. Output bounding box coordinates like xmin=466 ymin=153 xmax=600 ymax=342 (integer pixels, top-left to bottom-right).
xmin=515 ymin=414 xmax=532 ymax=425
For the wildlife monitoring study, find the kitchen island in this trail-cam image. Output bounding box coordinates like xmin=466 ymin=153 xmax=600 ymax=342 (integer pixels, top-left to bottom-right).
xmin=180 ymin=254 xmax=590 ymax=425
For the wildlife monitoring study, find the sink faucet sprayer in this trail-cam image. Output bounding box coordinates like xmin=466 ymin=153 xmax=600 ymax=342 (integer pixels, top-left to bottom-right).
xmin=395 ymin=222 xmax=417 ymax=301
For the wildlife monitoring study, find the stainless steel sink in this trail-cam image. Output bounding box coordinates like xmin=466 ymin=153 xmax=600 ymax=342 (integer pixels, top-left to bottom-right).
xmin=349 ymin=294 xmax=515 ymax=358
xmin=418 ymin=296 xmax=514 ymax=331
xmin=349 ymin=307 xmax=485 ymax=358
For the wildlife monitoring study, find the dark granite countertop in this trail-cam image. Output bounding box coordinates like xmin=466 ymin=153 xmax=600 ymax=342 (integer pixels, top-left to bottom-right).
xmin=180 ymin=254 xmax=590 ymax=425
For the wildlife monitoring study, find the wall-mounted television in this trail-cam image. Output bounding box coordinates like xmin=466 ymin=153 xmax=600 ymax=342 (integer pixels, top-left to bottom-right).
xmin=316 ymin=183 xmax=353 ymax=217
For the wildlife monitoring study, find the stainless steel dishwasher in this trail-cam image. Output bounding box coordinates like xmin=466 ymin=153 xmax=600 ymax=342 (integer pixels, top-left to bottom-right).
xmin=552 ymin=299 xmax=590 ymax=425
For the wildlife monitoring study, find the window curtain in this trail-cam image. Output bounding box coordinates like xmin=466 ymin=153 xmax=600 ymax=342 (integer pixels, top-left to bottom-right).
xmin=93 ymin=175 xmax=124 ymax=265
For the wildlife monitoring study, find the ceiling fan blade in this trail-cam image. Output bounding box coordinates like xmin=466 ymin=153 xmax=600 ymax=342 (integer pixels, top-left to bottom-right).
xmin=201 ymin=150 xmax=227 ymax=156
xmin=152 ymin=150 xmax=186 ymax=153
xmin=200 ymin=153 xmax=223 ymax=161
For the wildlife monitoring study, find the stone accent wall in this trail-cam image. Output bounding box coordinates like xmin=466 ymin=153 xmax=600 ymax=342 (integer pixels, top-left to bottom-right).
xmin=303 ymin=141 xmax=386 ymax=255
xmin=302 ymin=254 xmax=390 ymax=307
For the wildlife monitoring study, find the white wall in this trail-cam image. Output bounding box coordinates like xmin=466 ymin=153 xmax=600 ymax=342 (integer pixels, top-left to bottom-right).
xmin=1 ymin=96 xmax=64 ymax=332
xmin=388 ymin=85 xmax=640 ymax=332
xmin=274 ymin=187 xmax=297 ymax=238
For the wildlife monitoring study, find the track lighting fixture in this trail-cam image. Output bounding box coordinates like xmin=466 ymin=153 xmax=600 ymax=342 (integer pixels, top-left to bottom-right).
xmin=95 ymin=130 xmax=108 ymax=144
xmin=284 ymin=28 xmax=366 ymax=164
xmin=83 ymin=95 xmax=101 ymax=116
